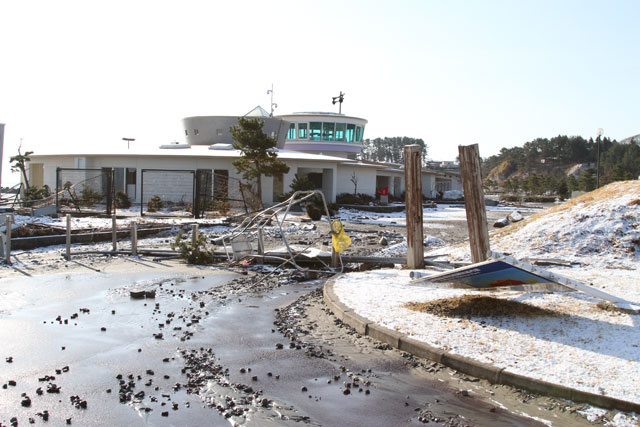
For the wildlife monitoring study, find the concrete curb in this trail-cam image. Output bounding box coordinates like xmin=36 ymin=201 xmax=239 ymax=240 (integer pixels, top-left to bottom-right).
xmin=323 ymin=276 xmax=640 ymax=413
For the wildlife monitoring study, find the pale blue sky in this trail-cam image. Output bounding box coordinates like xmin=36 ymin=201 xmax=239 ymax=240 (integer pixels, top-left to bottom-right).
xmin=1 ymin=0 xmax=638 ymax=185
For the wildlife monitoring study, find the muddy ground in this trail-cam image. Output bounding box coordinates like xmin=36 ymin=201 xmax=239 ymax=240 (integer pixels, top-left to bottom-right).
xmin=0 ymin=204 xmax=614 ymax=426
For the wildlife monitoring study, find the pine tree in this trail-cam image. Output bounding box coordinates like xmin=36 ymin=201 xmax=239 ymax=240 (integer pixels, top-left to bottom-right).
xmin=230 ymin=117 xmax=290 ymax=202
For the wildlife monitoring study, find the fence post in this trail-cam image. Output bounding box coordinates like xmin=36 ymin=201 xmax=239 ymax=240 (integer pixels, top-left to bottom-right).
xmin=131 ymin=222 xmax=138 ymax=256
xmin=257 ymin=226 xmax=264 ymax=264
xmin=65 ymin=214 xmax=71 ymax=261
xmin=112 ymin=214 xmax=117 ymax=251
xmin=4 ymin=216 xmax=12 ymax=264
xmin=191 ymin=224 xmax=199 ymax=246
xmin=458 ymin=143 xmax=490 ymax=263
xmin=404 ymin=145 xmax=424 ymax=269
xmin=56 ymin=167 xmax=60 ymax=215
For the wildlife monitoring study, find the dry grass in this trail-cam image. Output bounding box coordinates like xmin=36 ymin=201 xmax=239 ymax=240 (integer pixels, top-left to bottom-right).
xmin=404 ymin=295 xmax=560 ymax=318
xmin=491 ymin=180 xmax=640 ymax=240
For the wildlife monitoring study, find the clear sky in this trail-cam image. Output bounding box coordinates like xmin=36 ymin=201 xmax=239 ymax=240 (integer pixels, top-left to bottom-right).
xmin=1 ymin=0 xmax=639 ymax=185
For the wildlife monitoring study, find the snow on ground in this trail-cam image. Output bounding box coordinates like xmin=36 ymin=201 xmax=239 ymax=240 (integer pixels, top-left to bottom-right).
xmin=2 ymin=212 xmax=230 ymax=232
xmin=429 ymin=181 xmax=640 ymax=270
xmin=334 ymin=182 xmax=640 ymax=423
xmin=336 ymin=204 xmax=539 ymax=228
xmin=333 ymin=268 xmax=640 ymax=406
xmin=442 ymin=189 xmax=463 ymax=200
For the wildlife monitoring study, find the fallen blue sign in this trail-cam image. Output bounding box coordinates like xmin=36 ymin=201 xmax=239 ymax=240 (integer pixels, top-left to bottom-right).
xmin=418 ymin=259 xmax=557 ymax=289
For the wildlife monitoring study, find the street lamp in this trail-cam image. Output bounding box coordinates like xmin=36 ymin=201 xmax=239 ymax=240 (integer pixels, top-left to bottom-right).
xmin=267 ymin=84 xmax=277 ymax=117
xmin=596 ymin=128 xmax=603 ymax=189
xmin=123 ymin=137 xmax=135 ymax=149
xmin=332 ymin=91 xmax=345 ymax=114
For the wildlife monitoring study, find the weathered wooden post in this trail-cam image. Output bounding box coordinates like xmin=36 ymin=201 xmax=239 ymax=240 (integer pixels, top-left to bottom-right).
xmin=458 ymin=143 xmax=490 ymax=263
xmin=65 ymin=214 xmax=71 ymax=260
xmin=112 ymin=214 xmax=117 ymax=252
xmin=4 ymin=215 xmax=12 ymax=264
xmin=257 ymin=226 xmax=265 ymax=262
xmin=191 ymin=224 xmax=199 ymax=247
xmin=131 ymin=221 xmax=138 ymax=256
xmin=404 ymin=145 xmax=424 ymax=269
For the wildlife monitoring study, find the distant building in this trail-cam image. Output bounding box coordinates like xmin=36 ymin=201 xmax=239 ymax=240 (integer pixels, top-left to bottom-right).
xmin=25 ymin=107 xmax=461 ymax=206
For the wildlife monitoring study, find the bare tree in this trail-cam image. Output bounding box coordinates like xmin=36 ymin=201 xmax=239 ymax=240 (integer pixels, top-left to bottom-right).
xmin=350 ymin=172 xmax=358 ymax=195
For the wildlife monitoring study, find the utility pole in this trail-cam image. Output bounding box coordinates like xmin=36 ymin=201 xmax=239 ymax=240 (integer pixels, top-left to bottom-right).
xmin=596 ymin=128 xmax=603 ymax=189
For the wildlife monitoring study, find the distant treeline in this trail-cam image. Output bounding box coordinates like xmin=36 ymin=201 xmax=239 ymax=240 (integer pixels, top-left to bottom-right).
xmin=360 ymin=137 xmax=428 ymax=165
xmin=482 ymin=135 xmax=640 ymax=197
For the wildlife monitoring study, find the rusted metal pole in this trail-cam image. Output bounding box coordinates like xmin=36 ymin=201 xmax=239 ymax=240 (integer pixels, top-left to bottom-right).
xmin=331 ymin=247 xmax=339 ymax=268
xmin=404 ymin=145 xmax=424 ymax=269
xmin=458 ymin=143 xmax=490 ymax=263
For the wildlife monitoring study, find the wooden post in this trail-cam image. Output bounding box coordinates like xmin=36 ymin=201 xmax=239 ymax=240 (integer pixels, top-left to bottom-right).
xmin=191 ymin=224 xmax=199 ymax=246
xmin=65 ymin=214 xmax=71 ymax=260
xmin=458 ymin=144 xmax=490 ymax=263
xmin=112 ymin=214 xmax=117 ymax=251
xmin=257 ymin=226 xmax=264 ymax=254
xmin=404 ymin=145 xmax=424 ymax=269
xmin=4 ymin=216 xmax=12 ymax=264
xmin=131 ymin=222 xmax=138 ymax=256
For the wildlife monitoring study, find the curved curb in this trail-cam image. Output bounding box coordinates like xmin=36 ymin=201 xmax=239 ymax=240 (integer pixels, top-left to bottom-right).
xmin=323 ymin=276 xmax=640 ymax=414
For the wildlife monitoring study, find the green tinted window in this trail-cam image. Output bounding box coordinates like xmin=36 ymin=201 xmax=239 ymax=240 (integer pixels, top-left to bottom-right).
xmin=355 ymin=127 xmax=361 ymax=142
xmin=309 ymin=122 xmax=322 ymax=141
xmin=287 ymin=123 xmax=296 ymax=140
xmin=298 ymin=123 xmax=308 ymax=139
xmin=360 ymin=127 xmax=364 ymax=141
xmin=346 ymin=124 xmax=355 ymax=142
xmin=322 ymin=122 xmax=335 ymax=141
xmin=335 ymin=123 xmax=346 ymax=141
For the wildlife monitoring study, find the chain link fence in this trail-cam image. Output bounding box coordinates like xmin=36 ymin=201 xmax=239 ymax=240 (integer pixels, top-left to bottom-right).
xmin=56 ymin=168 xmax=113 ymax=216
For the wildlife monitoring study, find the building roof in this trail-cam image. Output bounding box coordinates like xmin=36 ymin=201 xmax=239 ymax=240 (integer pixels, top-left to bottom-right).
xmin=29 ymin=144 xmax=351 ymax=163
xmin=244 ymin=105 xmax=271 ymax=118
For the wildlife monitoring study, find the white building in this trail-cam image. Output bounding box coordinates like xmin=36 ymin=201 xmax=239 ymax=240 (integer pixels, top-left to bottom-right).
xmin=25 ymin=107 xmax=460 ymax=208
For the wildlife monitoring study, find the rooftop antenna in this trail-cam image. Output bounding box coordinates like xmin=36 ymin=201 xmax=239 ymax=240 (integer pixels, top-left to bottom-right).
xmin=267 ymin=84 xmax=277 ymax=117
xmin=123 ymin=137 xmax=135 ymax=149
xmin=332 ymin=91 xmax=345 ymax=114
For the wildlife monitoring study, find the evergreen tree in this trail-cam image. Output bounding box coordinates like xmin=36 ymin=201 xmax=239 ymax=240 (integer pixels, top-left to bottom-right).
xmin=567 ymin=174 xmax=578 ymax=192
xmin=230 ymin=117 xmax=290 ymax=202
xmin=556 ymin=178 xmax=569 ymax=200
xmin=10 ymin=145 xmax=33 ymax=189
xmin=578 ymin=168 xmax=597 ymax=192
xmin=361 ymin=137 xmax=428 ymax=165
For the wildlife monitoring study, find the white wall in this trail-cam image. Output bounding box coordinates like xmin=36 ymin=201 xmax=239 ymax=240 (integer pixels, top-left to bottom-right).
xmin=336 ymin=166 xmax=376 ymax=196
xmin=421 ymin=173 xmax=436 ymax=198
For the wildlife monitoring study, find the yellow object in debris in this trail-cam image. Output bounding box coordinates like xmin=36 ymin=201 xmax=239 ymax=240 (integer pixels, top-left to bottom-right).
xmin=331 ymin=219 xmax=351 ymax=253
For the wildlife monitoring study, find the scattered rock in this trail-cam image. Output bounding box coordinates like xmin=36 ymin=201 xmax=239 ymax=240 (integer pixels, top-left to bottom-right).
xmin=508 ymin=211 xmax=523 ymax=222
xmin=493 ymin=218 xmax=510 ymax=228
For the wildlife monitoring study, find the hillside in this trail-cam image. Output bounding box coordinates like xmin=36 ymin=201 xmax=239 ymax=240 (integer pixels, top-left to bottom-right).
xmin=482 ymin=135 xmax=640 ymax=195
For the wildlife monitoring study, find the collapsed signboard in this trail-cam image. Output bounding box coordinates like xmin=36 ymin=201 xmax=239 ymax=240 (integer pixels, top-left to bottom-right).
xmin=411 ymin=251 xmax=638 ymax=311
xmin=419 ymin=259 xmax=559 ymax=289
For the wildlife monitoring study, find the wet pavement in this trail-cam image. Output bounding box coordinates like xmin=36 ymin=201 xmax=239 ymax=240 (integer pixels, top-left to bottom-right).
xmin=0 ymin=267 xmax=593 ymax=426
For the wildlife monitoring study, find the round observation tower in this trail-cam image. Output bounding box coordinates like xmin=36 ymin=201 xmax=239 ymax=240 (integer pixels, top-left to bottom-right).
xmin=276 ymin=112 xmax=367 ymax=158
